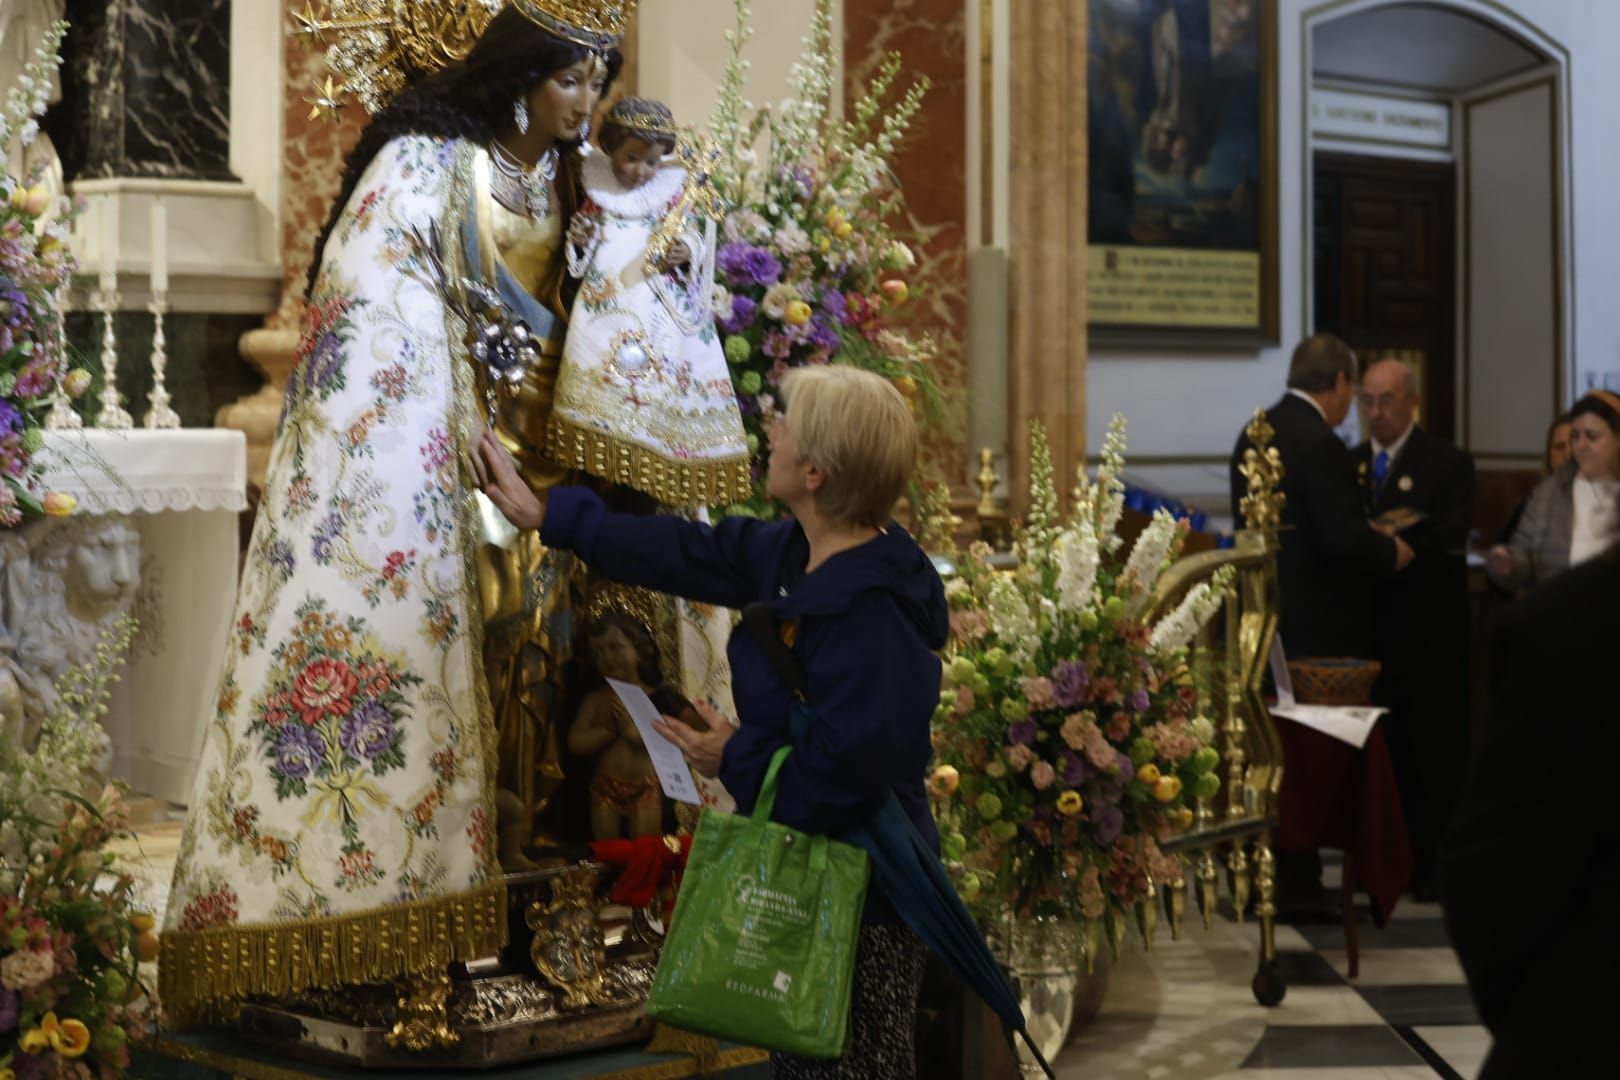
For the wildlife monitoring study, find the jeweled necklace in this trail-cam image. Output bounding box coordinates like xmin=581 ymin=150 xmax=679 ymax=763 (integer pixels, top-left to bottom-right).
xmin=490 ymin=139 xmax=559 ymax=219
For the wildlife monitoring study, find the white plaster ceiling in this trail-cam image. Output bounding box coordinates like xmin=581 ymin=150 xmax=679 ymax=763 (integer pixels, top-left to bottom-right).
xmin=1312 ymin=3 xmax=1545 ymax=94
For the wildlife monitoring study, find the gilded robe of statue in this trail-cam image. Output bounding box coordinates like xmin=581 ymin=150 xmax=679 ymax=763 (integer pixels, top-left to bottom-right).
xmin=162 ymin=135 xmax=520 ymax=1024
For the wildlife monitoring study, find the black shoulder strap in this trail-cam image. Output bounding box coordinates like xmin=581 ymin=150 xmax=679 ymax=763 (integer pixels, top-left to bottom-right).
xmin=740 ymin=602 xmax=808 ymax=700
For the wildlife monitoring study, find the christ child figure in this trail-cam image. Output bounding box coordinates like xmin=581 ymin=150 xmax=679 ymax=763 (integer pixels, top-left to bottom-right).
xmin=567 ymin=611 xmax=701 ymax=840
xmin=551 ymin=97 xmax=749 ymax=510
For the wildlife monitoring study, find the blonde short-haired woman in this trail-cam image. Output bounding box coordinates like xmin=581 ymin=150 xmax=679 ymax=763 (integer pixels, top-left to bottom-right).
xmin=476 ymin=365 xmax=946 ymax=1077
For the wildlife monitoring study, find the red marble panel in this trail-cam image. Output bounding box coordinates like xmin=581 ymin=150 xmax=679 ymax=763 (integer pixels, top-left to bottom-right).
xmin=269 ymin=0 xmax=366 ymax=330
xmin=843 ymin=0 xmax=969 ymax=489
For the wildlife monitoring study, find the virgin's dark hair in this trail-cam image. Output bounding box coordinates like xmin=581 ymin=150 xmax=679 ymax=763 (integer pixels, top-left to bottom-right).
xmin=306 ymin=6 xmax=622 ymax=295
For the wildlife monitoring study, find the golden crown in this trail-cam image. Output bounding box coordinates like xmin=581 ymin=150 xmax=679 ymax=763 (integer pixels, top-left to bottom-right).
xmin=294 ymin=0 xmax=635 ymax=118
xmin=604 ymin=98 xmax=678 ymax=136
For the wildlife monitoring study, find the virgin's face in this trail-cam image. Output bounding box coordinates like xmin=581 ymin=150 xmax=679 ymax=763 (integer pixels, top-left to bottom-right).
xmin=527 ymin=57 xmax=608 ymax=142
xmin=1569 ymin=414 xmax=1620 ymax=480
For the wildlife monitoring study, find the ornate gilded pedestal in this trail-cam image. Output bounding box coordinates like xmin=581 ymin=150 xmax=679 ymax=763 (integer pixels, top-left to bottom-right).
xmin=235 ymin=864 xmax=660 ymax=1069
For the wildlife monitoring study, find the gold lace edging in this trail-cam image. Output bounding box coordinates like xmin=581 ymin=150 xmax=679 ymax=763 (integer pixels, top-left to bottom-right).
xmin=158 ymin=878 xmax=506 ymax=1030
xmin=546 ymin=415 xmax=754 ymax=508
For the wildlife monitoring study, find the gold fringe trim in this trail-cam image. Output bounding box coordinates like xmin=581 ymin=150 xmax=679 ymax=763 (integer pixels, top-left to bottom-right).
xmin=158 ymin=879 xmax=506 ymax=1031
xmin=546 ymin=415 xmax=754 ymax=508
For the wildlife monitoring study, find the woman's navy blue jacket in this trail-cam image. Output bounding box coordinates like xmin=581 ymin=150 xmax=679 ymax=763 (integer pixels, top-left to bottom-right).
xmin=541 ymin=487 xmax=948 ymax=923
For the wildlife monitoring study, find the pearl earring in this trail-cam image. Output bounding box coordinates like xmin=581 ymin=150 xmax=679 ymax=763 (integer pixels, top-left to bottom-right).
xmin=514 ymin=97 xmax=530 ymax=135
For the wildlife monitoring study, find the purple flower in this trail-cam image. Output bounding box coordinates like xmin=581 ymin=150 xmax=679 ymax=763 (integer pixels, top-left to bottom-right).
xmin=267 ymin=538 xmax=296 ymax=577
xmin=720 ymin=294 xmax=758 ymax=335
xmin=808 ymin=314 xmax=840 ymax=353
xmin=1051 ymin=660 xmax=1090 ymax=708
xmin=0 ymin=399 xmax=22 ymax=437
xmin=762 ymin=330 xmax=793 ymax=359
xmin=0 ymin=985 xmax=19 ymax=1032
xmin=1090 ymin=804 xmax=1124 ymax=845
xmin=1128 ymin=688 xmax=1152 ymax=713
xmin=818 ymin=284 xmax=848 ymax=324
xmin=1007 ymin=718 xmax=1038 ymax=746
xmin=300 ymin=330 xmax=343 ymax=396
xmin=1114 ymin=750 xmax=1135 ymax=778
xmin=1062 ymin=752 xmax=1087 ymax=787
xmin=340 ymin=699 xmax=396 ymax=761
xmin=312 ymin=511 xmax=343 ymax=564
xmin=717 ymin=243 xmax=782 ymax=288
xmin=275 ymin=722 xmax=326 ymax=780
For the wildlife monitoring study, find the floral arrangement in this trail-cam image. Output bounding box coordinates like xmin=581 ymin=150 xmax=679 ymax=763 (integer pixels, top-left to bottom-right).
xmin=0 ymin=19 xmax=90 ymax=529
xmin=927 ymin=419 xmax=1234 ymax=947
xmin=704 ymin=0 xmax=936 ymax=514
xmin=1 ymin=617 xmax=154 ymax=1080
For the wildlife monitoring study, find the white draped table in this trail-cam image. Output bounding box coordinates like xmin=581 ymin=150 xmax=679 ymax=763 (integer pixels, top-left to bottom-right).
xmin=40 ymin=430 xmax=247 ymax=805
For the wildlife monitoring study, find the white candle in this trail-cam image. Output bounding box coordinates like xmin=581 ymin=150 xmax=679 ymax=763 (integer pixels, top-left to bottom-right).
xmin=150 ymin=200 xmax=168 ymax=295
xmin=100 ymin=195 xmax=119 ymax=287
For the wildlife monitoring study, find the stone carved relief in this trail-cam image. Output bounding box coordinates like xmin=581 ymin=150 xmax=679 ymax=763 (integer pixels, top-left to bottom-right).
xmin=1 ymin=514 xmax=140 ymax=748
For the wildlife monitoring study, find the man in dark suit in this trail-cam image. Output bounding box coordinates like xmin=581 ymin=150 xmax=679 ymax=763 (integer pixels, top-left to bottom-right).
xmin=1351 ymin=358 xmax=1475 ymax=900
xmin=1229 ymin=333 xmax=1412 ymax=918
xmin=1229 ymin=333 xmax=1413 ymax=658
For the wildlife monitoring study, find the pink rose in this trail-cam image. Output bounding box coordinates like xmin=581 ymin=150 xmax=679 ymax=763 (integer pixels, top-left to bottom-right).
xmin=953 ymin=685 xmax=975 ymax=714
xmin=1005 ymin=744 xmax=1033 ymax=772
xmin=1030 ymin=760 xmax=1056 ymax=790
xmin=1021 ymin=676 xmax=1057 ymax=711
xmin=1060 ymin=713 xmax=1089 ymax=751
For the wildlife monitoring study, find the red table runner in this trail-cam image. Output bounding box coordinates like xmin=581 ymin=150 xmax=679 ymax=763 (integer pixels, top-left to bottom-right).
xmin=1274 ymin=715 xmax=1414 ymax=926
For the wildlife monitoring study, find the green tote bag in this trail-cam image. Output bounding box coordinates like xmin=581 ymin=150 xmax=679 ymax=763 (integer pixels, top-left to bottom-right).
xmin=645 ymin=745 xmax=870 ymax=1058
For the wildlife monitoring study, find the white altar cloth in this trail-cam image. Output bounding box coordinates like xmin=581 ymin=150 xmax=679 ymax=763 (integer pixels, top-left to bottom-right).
xmin=40 ymin=430 xmax=246 ymax=805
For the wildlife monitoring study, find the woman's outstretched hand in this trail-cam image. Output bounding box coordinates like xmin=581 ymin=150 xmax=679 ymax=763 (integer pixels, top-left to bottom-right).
xmin=652 ymin=700 xmax=735 ymax=779
xmin=473 ymin=429 xmax=544 ymax=531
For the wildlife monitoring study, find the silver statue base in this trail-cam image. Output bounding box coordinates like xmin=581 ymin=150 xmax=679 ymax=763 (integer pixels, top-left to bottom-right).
xmin=232 ymin=863 xmax=662 ymax=1070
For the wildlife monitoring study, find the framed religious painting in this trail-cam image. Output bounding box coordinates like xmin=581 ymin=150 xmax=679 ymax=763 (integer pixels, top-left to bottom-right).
xmin=1087 ymin=0 xmax=1279 ymax=346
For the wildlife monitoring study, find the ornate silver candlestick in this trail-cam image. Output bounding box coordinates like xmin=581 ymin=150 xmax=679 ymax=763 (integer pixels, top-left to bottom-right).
xmin=44 ymin=287 xmax=82 ymax=430
xmin=92 ymin=277 xmax=132 ymax=429
xmin=143 ymin=290 xmax=180 ymax=429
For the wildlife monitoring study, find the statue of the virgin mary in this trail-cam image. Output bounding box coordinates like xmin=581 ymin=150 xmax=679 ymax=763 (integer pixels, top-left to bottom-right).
xmin=158 ymin=0 xmax=749 ymax=1028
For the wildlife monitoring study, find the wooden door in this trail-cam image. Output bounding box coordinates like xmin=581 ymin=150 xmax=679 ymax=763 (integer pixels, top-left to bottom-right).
xmin=1314 ymin=153 xmax=1457 ymax=440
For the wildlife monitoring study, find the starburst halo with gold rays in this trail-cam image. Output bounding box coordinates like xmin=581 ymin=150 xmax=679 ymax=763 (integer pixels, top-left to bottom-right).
xmin=294 ymin=0 xmax=636 ymax=119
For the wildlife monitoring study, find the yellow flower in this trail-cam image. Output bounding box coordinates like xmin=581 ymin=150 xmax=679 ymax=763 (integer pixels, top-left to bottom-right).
xmin=893 ymin=375 xmax=918 ymax=398
xmin=48 ymin=1014 xmax=92 ymax=1058
xmin=130 ymin=911 xmax=156 ymax=932
xmin=1135 ymin=763 xmax=1160 ymax=785
xmin=783 ymin=300 xmax=812 ymax=326
xmin=816 ymin=233 xmax=832 ymax=253
xmin=18 ymin=1028 xmax=49 ymax=1053
xmin=1056 ymin=790 xmax=1084 ymax=816
xmin=3 ymin=1066 xmax=17 ymax=1080
xmin=927 ymin=765 xmax=960 ymax=798
xmin=24 ymin=186 xmax=51 ymax=217
xmin=1153 ymin=775 xmax=1183 ymax=803
xmin=62 ymin=368 xmax=93 ymax=399
xmin=823 ymin=206 xmax=848 ymax=228
xmin=833 ymin=220 xmax=854 ymax=239
xmin=324 ymin=625 xmax=354 ymax=652
xmin=880 ymin=279 xmax=909 ymax=305
xmin=42 ymin=491 xmax=77 ymax=517
xmin=8 ymin=186 xmax=28 ymax=211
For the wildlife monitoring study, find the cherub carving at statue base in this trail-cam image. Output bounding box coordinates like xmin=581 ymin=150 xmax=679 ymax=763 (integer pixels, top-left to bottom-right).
xmin=567 ymin=610 xmax=702 ymax=842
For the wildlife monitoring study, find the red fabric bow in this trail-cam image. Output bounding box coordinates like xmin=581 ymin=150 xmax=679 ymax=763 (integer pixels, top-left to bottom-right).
xmin=589 ymin=835 xmax=693 ymax=909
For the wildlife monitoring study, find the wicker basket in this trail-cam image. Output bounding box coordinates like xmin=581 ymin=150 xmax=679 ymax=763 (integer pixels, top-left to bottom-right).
xmin=1286 ymin=658 xmax=1382 ymax=706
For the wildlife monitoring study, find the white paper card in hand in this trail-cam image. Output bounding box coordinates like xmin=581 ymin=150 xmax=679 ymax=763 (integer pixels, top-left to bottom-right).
xmin=605 ymin=677 xmax=702 ymax=805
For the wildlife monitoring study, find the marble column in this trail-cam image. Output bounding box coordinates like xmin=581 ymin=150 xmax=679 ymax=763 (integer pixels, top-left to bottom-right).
xmin=1007 ymin=0 xmax=1087 ymax=508
xmin=844 ymin=0 xmax=969 ymax=491
xmin=51 ymin=0 xmax=233 ymax=181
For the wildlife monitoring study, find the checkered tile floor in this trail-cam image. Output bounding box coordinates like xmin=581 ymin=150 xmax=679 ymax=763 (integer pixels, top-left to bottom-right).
xmin=1055 ymin=853 xmax=1489 ymax=1078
